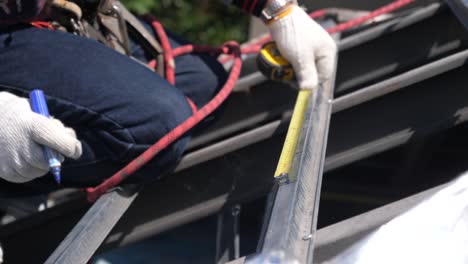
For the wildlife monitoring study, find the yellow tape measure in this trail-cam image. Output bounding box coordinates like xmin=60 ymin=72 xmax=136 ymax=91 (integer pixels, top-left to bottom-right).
xmin=274 ymin=89 xmax=311 ymax=180
xmin=257 ymin=42 xmax=296 ymax=82
xmin=257 ymin=41 xmax=311 ymax=182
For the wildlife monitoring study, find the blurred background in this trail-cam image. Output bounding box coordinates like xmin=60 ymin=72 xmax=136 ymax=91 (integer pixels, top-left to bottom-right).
xmin=120 ymin=0 xmax=250 ymax=44
xmin=118 ymin=0 xmax=422 ymax=45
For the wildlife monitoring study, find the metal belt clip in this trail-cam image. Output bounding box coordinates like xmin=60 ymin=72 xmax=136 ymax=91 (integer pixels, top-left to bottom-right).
xmin=97 ymin=0 xmax=131 ymax=55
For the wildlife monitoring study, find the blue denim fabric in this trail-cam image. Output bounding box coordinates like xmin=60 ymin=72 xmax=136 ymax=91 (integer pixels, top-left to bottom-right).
xmin=0 ymin=24 xmax=227 ymax=194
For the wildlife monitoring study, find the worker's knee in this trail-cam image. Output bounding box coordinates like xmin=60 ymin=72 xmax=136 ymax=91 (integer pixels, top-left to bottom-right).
xmin=78 ymin=56 xmax=196 ymax=184
xmin=122 ymin=84 xmax=193 ymax=160
xmin=119 ymin=87 xmax=193 ymax=183
xmin=57 ymin=77 xmax=194 ymax=186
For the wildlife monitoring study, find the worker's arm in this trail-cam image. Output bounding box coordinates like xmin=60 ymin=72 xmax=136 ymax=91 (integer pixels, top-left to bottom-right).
xmin=227 ymin=0 xmax=337 ymax=90
xmin=0 ymin=92 xmax=82 ymax=183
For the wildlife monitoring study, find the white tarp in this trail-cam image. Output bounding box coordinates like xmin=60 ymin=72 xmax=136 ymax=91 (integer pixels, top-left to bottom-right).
xmin=326 ymin=171 xmax=468 ymax=264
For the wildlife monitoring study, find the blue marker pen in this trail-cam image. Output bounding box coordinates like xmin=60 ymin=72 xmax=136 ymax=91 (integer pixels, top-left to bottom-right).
xmin=29 ymin=90 xmax=62 ymax=184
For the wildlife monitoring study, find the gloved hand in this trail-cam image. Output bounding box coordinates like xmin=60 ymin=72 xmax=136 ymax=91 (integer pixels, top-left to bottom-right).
xmin=268 ymin=5 xmax=337 ymax=90
xmin=0 ymin=92 xmax=82 ymax=183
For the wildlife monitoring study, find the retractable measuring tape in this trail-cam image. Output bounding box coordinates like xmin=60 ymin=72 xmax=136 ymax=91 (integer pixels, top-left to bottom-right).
xmin=257 ymin=41 xmax=311 ymax=182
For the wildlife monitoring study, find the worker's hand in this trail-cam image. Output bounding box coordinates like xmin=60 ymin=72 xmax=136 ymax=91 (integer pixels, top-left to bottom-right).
xmin=268 ymin=5 xmax=337 ymax=90
xmin=0 ymin=92 xmax=82 ymax=183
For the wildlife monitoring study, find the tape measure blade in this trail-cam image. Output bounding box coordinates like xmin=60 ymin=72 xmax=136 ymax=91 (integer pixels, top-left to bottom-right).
xmin=274 ymin=90 xmax=311 ymax=179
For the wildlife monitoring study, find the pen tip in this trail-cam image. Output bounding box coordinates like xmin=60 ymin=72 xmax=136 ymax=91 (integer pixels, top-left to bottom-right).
xmin=51 ymin=168 xmax=61 ymax=185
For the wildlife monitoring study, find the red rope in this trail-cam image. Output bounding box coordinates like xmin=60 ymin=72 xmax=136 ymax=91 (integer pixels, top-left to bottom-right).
xmin=327 ymin=0 xmax=414 ymax=34
xmin=144 ymin=15 xmax=176 ymax=85
xmin=30 ymin=21 xmax=53 ymax=29
xmin=249 ymin=0 xmax=260 ymax=14
xmin=309 ymin=9 xmax=328 ymax=19
xmin=85 ymin=0 xmax=415 ymax=202
xmin=242 ymin=0 xmax=249 ymax=12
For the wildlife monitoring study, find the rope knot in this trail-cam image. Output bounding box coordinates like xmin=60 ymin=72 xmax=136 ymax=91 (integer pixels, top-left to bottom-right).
xmin=223 ymin=41 xmax=241 ymax=57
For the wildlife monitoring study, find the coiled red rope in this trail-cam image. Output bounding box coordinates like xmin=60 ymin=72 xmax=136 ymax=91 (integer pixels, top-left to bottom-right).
xmin=144 ymin=15 xmax=176 ymax=85
xmin=85 ymin=0 xmax=415 ymax=202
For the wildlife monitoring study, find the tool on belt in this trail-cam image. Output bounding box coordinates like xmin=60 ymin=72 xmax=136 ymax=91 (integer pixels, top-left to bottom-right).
xmin=257 ymin=41 xmax=296 ymax=83
xmin=46 ymin=0 xmax=166 ymax=76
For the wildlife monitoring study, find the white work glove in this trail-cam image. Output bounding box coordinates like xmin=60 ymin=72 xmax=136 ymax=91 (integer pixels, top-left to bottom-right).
xmin=268 ymin=5 xmax=337 ymax=90
xmin=0 ymin=92 xmax=82 ymax=183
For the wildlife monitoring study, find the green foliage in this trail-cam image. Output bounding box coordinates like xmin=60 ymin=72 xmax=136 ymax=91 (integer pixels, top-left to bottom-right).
xmin=121 ymin=0 xmax=249 ymax=45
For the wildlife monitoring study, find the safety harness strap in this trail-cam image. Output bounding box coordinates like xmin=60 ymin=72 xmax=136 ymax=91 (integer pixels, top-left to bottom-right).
xmin=42 ymin=0 xmax=166 ymax=76
xmin=113 ymin=1 xmax=165 ymax=76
